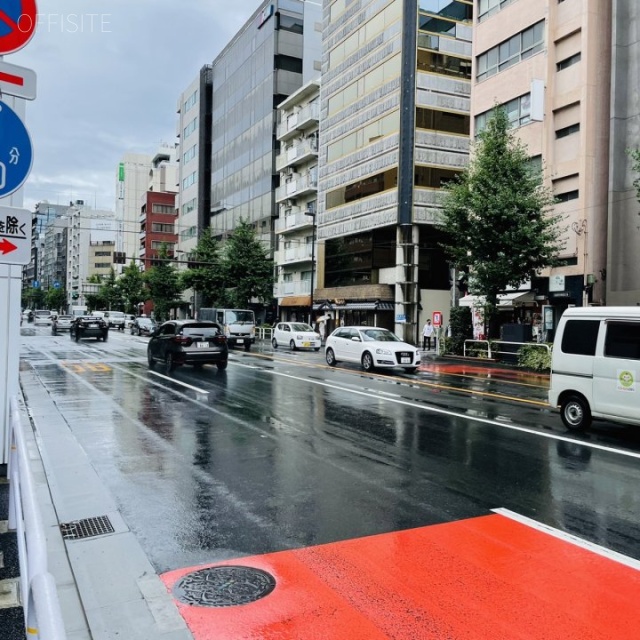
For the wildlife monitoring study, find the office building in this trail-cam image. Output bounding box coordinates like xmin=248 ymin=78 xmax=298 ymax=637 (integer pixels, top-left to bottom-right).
xmin=317 ymin=0 xmax=472 ymax=341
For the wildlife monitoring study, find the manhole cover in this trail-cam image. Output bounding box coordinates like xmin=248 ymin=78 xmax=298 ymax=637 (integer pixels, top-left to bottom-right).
xmin=173 ymin=565 xmax=276 ymax=607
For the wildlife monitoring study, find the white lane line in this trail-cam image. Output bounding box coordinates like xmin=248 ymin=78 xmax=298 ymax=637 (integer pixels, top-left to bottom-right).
xmin=146 ymin=369 xmax=209 ymax=394
xmin=493 ymin=508 xmax=640 ymax=572
xmin=233 ymin=363 xmax=640 ymax=461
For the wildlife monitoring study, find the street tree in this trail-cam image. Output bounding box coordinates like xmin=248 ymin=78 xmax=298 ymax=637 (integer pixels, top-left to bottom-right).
xmin=439 ymin=107 xmax=564 ymax=337
xmin=221 ymin=219 xmax=274 ymax=308
xmin=144 ymin=246 xmax=183 ymax=322
xmin=629 ymin=147 xmax=640 ymax=204
xmin=118 ymin=261 xmax=147 ymax=314
xmin=180 ymin=229 xmax=225 ymax=306
xmin=99 ymin=268 xmax=125 ymax=310
xmin=45 ymin=287 xmax=66 ymax=312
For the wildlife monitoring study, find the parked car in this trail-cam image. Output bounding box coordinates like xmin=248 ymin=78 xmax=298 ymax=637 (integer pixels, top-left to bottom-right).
xmin=147 ymin=320 xmax=228 ymax=373
xmin=325 ymin=326 xmax=421 ymax=373
xmin=70 ymin=316 xmax=109 ymax=342
xmin=52 ymin=315 xmax=74 ymax=335
xmin=105 ymin=311 xmax=126 ymax=330
xmin=124 ymin=314 xmax=136 ymax=329
xmin=130 ymin=317 xmax=157 ymax=336
xmin=272 ymin=322 xmax=321 ymax=351
xmin=33 ymin=310 xmax=53 ymax=325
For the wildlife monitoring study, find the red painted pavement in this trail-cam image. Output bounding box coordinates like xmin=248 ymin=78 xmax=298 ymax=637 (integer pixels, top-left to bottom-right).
xmin=161 ymin=514 xmax=640 ymax=639
xmin=420 ymin=361 xmax=549 ymax=384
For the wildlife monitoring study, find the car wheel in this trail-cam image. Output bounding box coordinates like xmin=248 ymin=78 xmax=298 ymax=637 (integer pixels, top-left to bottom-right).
xmin=217 ymin=360 xmax=228 ymax=371
xmin=326 ymin=348 xmax=336 ymax=367
xmin=404 ymin=367 xmax=417 ymax=374
xmin=102 ymin=333 xmax=108 ymax=342
xmin=290 ymin=339 xmax=297 ymax=351
xmin=147 ymin=350 xmax=155 ymax=369
xmin=244 ymin=343 xmax=251 ymax=352
xmin=165 ymin=353 xmax=175 ymax=374
xmin=52 ymin=329 xmax=57 ymax=336
xmin=314 ymin=347 xmax=320 ymax=352
xmin=560 ymin=395 xmax=592 ymax=431
xmin=75 ymin=331 xmax=81 ymax=342
xmin=272 ymin=337 xmax=278 ymax=349
xmin=361 ymin=351 xmax=375 ymax=372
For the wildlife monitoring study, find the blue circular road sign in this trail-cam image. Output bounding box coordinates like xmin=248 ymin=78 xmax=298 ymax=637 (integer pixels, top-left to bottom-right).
xmin=0 ymin=101 xmax=33 ymax=197
xmin=53 ymin=281 xmax=61 ymax=289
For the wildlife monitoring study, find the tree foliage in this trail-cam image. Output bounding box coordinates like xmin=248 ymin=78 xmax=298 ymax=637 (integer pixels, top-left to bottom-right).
xmin=144 ymin=246 xmax=183 ymax=322
xmin=180 ymin=229 xmax=225 ymax=306
xmin=629 ymin=147 xmax=640 ymax=205
xmin=220 ymin=219 xmax=274 ymax=308
xmin=45 ymin=287 xmax=66 ymax=312
xmin=118 ymin=261 xmax=147 ymax=313
xmin=98 ymin=268 xmax=125 ymax=311
xmin=439 ymin=107 xmax=564 ymax=336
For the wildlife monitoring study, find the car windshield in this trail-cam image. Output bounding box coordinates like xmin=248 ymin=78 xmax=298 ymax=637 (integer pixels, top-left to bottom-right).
xmin=291 ymin=323 xmax=313 ymax=332
xmin=137 ymin=318 xmax=154 ymax=327
xmin=181 ymin=324 xmax=221 ymax=338
xmin=226 ymin=310 xmax=254 ymax=324
xmin=110 ymin=312 xmax=124 ymax=317
xmin=361 ymin=329 xmax=401 ymax=342
xmin=35 ymin=311 xmax=50 ymax=317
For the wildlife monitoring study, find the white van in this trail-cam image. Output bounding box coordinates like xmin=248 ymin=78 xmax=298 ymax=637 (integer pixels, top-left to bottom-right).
xmin=198 ymin=308 xmax=256 ymax=351
xmin=548 ymin=307 xmax=640 ymax=430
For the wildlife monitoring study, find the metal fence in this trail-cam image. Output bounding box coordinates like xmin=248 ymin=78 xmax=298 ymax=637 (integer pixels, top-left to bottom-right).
xmin=463 ymin=339 xmax=551 ymax=361
xmin=8 ymin=396 xmax=66 ymax=640
xmin=255 ymin=327 xmax=274 ymax=342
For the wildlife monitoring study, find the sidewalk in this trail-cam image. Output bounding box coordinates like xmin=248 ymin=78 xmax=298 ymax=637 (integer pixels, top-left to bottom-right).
xmin=6 ymin=368 xmax=193 ymax=640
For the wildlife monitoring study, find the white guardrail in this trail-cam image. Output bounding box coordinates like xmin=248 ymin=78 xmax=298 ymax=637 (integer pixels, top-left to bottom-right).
xmin=255 ymin=327 xmax=274 ymax=342
xmin=8 ymin=396 xmax=66 ymax=640
xmin=463 ymin=339 xmax=551 ymax=360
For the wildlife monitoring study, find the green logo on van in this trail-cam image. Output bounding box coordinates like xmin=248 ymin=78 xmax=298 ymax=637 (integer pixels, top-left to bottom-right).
xmin=618 ymin=370 xmax=634 ymax=389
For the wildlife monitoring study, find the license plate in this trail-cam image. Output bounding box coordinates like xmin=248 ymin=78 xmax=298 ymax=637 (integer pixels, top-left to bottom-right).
xmin=401 ymin=357 xmax=411 ymax=364
xmin=303 ymin=342 xmax=311 ymax=347
xmin=89 ymin=323 xmax=98 ymax=327
xmin=196 ymin=342 xmax=209 ymax=348
xmin=237 ymin=339 xmax=244 ymax=344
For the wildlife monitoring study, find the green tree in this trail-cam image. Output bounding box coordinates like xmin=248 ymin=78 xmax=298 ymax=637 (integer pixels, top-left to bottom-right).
xmin=118 ymin=261 xmax=147 ymax=313
xmin=22 ymin=287 xmax=44 ymax=309
xmin=98 ymin=268 xmax=125 ymax=310
xmin=45 ymin=287 xmax=67 ymax=312
xmin=221 ymin=219 xmax=274 ymax=308
xmin=144 ymin=246 xmax=183 ymax=322
xmin=629 ymin=148 xmax=640 ymax=204
xmin=439 ymin=107 xmax=564 ymax=337
xmin=180 ymin=229 xmax=225 ymax=306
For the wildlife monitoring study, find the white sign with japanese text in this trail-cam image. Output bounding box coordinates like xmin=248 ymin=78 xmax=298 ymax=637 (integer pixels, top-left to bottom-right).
xmin=0 ymin=205 xmax=32 ymax=264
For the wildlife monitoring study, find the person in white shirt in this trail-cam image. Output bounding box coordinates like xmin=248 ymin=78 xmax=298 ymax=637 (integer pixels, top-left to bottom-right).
xmin=422 ymin=319 xmax=435 ymax=350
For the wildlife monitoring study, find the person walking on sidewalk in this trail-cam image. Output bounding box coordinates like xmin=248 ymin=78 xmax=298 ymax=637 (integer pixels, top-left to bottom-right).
xmin=422 ymin=319 xmax=435 ymax=351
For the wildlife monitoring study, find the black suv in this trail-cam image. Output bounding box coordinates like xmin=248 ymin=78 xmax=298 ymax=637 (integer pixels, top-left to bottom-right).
xmin=147 ymin=321 xmax=228 ymax=373
xmin=70 ymin=316 xmax=109 ymax=342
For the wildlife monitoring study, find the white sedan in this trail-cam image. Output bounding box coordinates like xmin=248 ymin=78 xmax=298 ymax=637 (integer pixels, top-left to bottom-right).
xmin=272 ymin=322 xmax=322 ymax=351
xmin=325 ymin=326 xmax=421 ymax=373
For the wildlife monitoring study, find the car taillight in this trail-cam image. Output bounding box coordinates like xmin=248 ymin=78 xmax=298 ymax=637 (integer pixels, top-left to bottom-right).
xmin=173 ymin=335 xmax=192 ymax=346
xmin=213 ymin=335 xmax=227 ymax=345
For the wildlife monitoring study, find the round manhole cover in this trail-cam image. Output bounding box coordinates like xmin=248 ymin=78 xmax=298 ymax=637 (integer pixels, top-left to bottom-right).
xmin=173 ymin=565 xmax=276 ymax=607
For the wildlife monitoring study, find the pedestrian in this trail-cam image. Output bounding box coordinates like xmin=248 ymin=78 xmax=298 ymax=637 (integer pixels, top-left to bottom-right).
xmin=422 ymin=319 xmax=435 ymax=350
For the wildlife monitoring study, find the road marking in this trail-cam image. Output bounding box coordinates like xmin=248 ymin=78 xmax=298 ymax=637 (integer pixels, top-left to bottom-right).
xmin=493 ymin=508 xmax=640 ymax=572
xmin=233 ymin=364 xmax=640 ymax=461
xmin=147 ymin=369 xmax=209 ymax=394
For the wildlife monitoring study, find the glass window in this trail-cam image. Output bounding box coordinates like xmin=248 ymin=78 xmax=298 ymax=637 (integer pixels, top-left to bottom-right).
xmin=604 ymin=322 xmax=640 ymax=360
xmin=557 ymin=52 xmax=581 ymax=71
xmin=556 ymin=123 xmax=580 ymax=139
xmin=561 ymin=320 xmax=600 ymax=356
xmin=418 ymin=0 xmax=473 ymax=22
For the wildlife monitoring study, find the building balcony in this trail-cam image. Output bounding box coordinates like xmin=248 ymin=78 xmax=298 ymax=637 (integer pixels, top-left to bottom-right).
xmin=275 ymin=137 xmax=318 ymax=172
xmin=275 ymin=208 xmax=315 ymax=234
xmin=275 ymin=173 xmax=318 ymax=204
xmin=274 ymin=279 xmax=312 ymax=298
xmin=277 ymin=103 xmax=319 ymax=142
xmin=276 ymin=245 xmax=314 ymax=266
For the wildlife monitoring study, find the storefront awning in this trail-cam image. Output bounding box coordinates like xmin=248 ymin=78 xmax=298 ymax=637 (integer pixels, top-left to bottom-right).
xmin=459 ymin=291 xmax=536 ymax=308
xmin=280 ymin=295 xmax=311 ymax=307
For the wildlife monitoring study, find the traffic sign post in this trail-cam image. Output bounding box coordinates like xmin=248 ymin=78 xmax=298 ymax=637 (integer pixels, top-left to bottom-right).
xmin=0 ymin=101 xmax=33 ymax=198
xmin=0 ymin=0 xmax=38 ymax=54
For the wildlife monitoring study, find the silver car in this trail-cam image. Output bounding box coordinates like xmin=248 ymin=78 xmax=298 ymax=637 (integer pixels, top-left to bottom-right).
xmin=52 ymin=315 xmax=74 ymax=335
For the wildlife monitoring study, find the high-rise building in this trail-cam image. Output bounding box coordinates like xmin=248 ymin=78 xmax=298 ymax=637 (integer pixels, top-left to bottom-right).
xmin=115 ymin=153 xmax=153 ymax=267
xmin=274 ymin=78 xmax=320 ymax=322
xmin=209 ymin=0 xmax=322 ymax=253
xmin=317 ymin=0 xmax=472 ymax=341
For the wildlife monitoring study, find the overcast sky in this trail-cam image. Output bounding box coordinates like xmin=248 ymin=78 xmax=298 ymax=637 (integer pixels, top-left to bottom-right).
xmin=9 ymin=0 xmax=260 ymax=211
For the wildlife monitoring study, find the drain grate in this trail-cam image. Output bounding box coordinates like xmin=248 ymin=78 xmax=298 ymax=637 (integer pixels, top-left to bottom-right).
xmin=60 ymin=515 xmax=115 ymax=540
xmin=173 ymin=565 xmax=276 ymax=607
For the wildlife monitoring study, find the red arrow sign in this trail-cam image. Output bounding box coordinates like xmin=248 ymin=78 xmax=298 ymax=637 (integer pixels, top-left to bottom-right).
xmin=0 ymin=238 xmax=18 ymax=255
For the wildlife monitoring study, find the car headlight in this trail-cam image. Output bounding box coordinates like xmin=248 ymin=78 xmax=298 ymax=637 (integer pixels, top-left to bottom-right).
xmin=376 ymin=348 xmax=392 ymax=355
xmin=296 ymin=335 xmax=303 ymax=340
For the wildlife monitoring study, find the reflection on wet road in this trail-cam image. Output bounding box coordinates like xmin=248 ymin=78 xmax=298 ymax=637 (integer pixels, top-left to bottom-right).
xmin=20 ymin=329 xmax=640 ymax=574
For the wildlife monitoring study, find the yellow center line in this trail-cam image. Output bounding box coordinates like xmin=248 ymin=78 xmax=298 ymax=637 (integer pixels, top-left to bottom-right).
xmin=235 ymin=352 xmax=550 ymax=408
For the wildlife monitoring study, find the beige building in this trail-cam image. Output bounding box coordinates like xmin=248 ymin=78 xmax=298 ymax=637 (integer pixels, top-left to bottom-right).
xmin=473 ymin=0 xmax=612 ymax=317
xmin=275 ymin=79 xmax=320 ymax=323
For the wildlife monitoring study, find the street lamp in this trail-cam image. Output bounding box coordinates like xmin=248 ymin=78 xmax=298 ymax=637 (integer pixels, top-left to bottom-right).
xmin=304 ymin=207 xmax=316 ymax=325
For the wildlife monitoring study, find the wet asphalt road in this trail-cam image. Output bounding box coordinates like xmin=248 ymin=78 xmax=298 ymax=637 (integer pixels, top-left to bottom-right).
xmin=19 ymin=327 xmax=640 ymax=573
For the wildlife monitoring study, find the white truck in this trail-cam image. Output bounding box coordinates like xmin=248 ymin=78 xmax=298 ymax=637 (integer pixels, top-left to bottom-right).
xmin=198 ymin=308 xmax=256 ymax=351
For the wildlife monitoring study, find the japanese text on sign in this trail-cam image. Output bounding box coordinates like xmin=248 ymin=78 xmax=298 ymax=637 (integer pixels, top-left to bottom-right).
xmin=0 ymin=214 xmax=27 ymax=236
